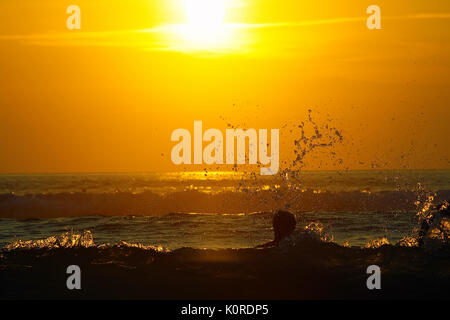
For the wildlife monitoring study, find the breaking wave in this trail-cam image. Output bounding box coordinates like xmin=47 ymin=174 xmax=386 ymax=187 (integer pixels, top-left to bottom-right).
xmin=3 ymin=230 xmax=167 ymax=252
xmin=3 ymin=218 xmax=447 ymax=254
xmin=1 ymin=210 xmax=448 ymax=299
xmin=1 ymin=189 xmax=449 ymax=219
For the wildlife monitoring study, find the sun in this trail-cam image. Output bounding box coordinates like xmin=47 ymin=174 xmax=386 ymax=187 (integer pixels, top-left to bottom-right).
xmin=185 ymin=0 xmax=226 ymax=27
xmin=164 ymin=0 xmax=240 ymax=53
xmin=180 ymin=0 xmax=229 ymax=47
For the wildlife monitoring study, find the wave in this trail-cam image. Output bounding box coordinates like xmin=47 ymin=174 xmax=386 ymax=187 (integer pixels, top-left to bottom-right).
xmin=3 ymin=217 xmax=447 ymax=253
xmin=2 ymin=230 xmax=167 ymax=252
xmin=0 ymin=189 xmax=449 ymax=219
xmin=1 ymin=226 xmax=449 ymax=299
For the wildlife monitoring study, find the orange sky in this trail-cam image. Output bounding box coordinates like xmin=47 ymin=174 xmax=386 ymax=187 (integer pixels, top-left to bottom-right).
xmin=0 ymin=0 xmax=449 ymax=173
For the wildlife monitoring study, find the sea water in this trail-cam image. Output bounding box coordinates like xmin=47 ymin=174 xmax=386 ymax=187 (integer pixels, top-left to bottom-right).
xmin=0 ymin=170 xmax=448 ymax=249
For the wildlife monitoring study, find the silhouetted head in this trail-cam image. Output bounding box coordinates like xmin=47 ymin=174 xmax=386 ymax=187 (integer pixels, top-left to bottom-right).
xmin=273 ymin=210 xmax=297 ymax=243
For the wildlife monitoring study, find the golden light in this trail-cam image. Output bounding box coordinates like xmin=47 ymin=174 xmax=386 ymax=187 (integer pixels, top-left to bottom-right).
xmin=184 ymin=0 xmax=226 ymax=27
xmin=177 ymin=0 xmax=231 ymax=50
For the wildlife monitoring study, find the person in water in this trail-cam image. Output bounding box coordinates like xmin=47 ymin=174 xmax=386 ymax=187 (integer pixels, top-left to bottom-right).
xmin=257 ymin=210 xmax=297 ymax=248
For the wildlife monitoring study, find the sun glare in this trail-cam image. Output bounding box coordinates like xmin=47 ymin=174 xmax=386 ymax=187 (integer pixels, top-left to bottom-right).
xmin=178 ymin=0 xmax=231 ymax=49
xmin=185 ymin=0 xmax=226 ymax=27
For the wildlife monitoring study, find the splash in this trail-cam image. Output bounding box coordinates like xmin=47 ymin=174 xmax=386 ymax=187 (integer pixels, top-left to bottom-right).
xmin=421 ymin=201 xmax=450 ymax=255
xmin=220 ymin=109 xmax=345 ymax=212
xmin=278 ymin=222 xmax=335 ymax=250
xmin=303 ymin=222 xmax=334 ymax=243
xmin=289 ymin=109 xmax=343 ymax=170
xmin=108 ymin=241 xmax=168 ymax=252
xmin=414 ymin=182 xmax=436 ymax=222
xmin=396 ymin=236 xmax=419 ymax=247
xmin=364 ymin=236 xmax=390 ymax=249
xmin=4 ymin=230 xmax=169 ymax=252
xmin=5 ymin=230 xmax=95 ymax=250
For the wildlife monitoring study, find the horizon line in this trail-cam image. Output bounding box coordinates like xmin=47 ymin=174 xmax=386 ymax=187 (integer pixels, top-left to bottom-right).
xmin=0 ymin=168 xmax=449 ymax=176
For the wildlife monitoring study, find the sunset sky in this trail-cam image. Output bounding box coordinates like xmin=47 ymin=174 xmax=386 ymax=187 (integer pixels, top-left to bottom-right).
xmin=0 ymin=0 xmax=449 ymax=173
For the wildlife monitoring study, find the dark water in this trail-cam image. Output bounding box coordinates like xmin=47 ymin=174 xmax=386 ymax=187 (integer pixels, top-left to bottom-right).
xmin=1 ymin=230 xmax=449 ymax=299
xmin=1 ymin=170 xmax=449 ymax=299
xmin=0 ymin=211 xmax=417 ymax=249
xmin=0 ymin=170 xmax=448 ymax=248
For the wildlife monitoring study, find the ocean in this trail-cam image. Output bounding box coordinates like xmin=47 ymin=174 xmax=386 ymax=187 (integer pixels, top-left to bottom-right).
xmin=0 ymin=170 xmax=449 ymax=249
xmin=1 ymin=169 xmax=449 ymax=299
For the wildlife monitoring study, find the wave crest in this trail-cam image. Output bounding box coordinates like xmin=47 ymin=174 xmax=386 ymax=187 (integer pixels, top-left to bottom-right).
xmin=4 ymin=230 xmax=95 ymax=250
xmin=3 ymin=230 xmax=169 ymax=252
xmin=364 ymin=237 xmax=390 ymax=249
